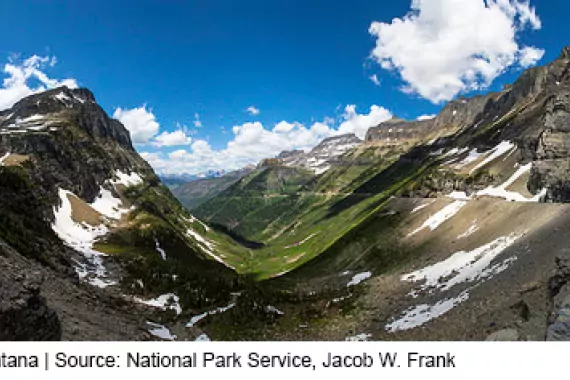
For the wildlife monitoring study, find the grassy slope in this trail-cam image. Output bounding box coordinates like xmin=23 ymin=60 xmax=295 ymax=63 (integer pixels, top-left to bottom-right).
xmin=192 ymin=145 xmax=434 ymax=280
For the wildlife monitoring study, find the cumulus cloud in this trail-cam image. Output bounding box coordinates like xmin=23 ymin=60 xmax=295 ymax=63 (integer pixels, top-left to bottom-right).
xmin=337 ymin=105 xmax=393 ymax=138
xmin=369 ymin=74 xmax=381 ymax=86
xmin=142 ymin=104 xmax=393 ymax=175
xmin=369 ymin=0 xmax=544 ymax=103
xmin=0 ymin=54 xmax=78 ymax=111
xmin=153 ymin=129 xmax=193 ymax=147
xmin=518 ymin=46 xmax=545 ymax=68
xmin=113 ymin=105 xmax=160 ymax=144
xmin=246 ymin=105 xmax=260 ymax=116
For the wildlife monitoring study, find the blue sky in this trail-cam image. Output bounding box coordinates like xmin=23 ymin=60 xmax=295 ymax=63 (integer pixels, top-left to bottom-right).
xmin=0 ymin=0 xmax=567 ymax=175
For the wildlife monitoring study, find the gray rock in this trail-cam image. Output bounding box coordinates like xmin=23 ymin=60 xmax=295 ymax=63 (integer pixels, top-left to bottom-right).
xmin=486 ymin=328 xmax=519 ymax=341
xmin=0 ymin=241 xmax=61 ymax=341
xmin=547 ymin=295 xmax=570 ymax=341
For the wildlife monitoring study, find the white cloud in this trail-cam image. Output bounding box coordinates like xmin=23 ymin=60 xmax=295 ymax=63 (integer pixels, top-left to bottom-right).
xmin=417 ymin=114 xmax=437 ymax=121
xmin=193 ymin=113 xmax=202 ymax=128
xmin=337 ymin=105 xmax=392 ymax=139
xmin=0 ymin=54 xmax=78 ymax=111
xmin=246 ymin=105 xmax=260 ymax=116
xmin=518 ymin=46 xmax=545 ymax=68
xmin=153 ymin=129 xmax=193 ymax=147
xmin=369 ymin=74 xmax=381 ymax=86
xmin=113 ymin=105 xmax=160 ymax=144
xmin=369 ymin=0 xmax=543 ymax=103
xmin=142 ymin=104 xmax=392 ymax=175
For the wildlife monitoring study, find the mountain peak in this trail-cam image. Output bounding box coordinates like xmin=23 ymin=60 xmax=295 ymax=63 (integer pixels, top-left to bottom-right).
xmin=10 ymin=86 xmax=95 ymax=114
xmin=559 ymin=46 xmax=570 ymax=60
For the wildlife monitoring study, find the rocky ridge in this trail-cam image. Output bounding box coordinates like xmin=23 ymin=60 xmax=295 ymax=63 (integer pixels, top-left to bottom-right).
xmin=276 ymin=133 xmax=362 ymax=174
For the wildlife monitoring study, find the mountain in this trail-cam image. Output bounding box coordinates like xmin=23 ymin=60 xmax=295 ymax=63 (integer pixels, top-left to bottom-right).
xmin=171 ymin=166 xmax=254 ymax=210
xmin=277 ymin=133 xmax=362 ymax=174
xmin=160 ymin=170 xmax=227 ymax=189
xmin=0 ymin=87 xmax=252 ymax=340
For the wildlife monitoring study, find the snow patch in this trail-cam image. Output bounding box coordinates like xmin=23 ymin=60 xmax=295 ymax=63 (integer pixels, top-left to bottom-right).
xmin=186 ymin=301 xmax=236 ymax=328
xmin=408 ymin=201 xmax=466 ymax=236
xmin=266 ymin=305 xmax=285 ymax=315
xmin=155 ymin=239 xmax=167 ymax=260
xmin=184 ymin=215 xmax=211 ymax=232
xmin=51 ymin=188 xmax=116 ymax=288
xmin=469 ymin=141 xmax=516 ymax=174
xmin=453 ymin=149 xmax=484 ymax=168
xmin=186 ymin=228 xmax=214 ymax=251
xmin=347 ymin=271 xmax=372 ymax=287
xmin=447 ymin=191 xmax=471 ymax=201
xmin=402 ymin=234 xmax=522 ymax=293
xmin=457 ymin=221 xmax=479 ymax=239
xmin=146 ymin=322 xmax=177 ymax=341
xmin=90 ymin=187 xmax=127 ymax=219
xmin=54 ymin=92 xmax=72 ymax=106
xmin=411 ymin=199 xmax=436 ymax=214
xmin=17 ymin=114 xmax=45 ymax=123
xmin=476 ymin=163 xmax=546 ymax=202
xmin=386 ymin=292 xmax=469 ymax=332
xmin=134 ymin=293 xmax=182 ymax=315
xmin=345 ymin=333 xmax=372 ymax=341
xmin=73 ymin=94 xmax=86 ymax=104
xmin=0 ymin=152 xmax=10 ymax=165
xmin=111 ymin=170 xmax=143 ymax=187
xmin=195 ymin=334 xmax=211 ymax=342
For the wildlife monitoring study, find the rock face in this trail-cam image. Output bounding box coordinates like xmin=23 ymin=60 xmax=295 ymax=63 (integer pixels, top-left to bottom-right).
xmin=277 ymin=133 xmax=362 ymax=174
xmin=0 ymin=240 xmax=61 ymax=341
xmin=486 ymin=329 xmax=519 ymax=341
xmin=0 ymin=87 xmax=152 ymax=204
xmin=366 ymin=117 xmax=433 ymax=145
xmin=365 ymin=95 xmax=494 ymax=147
xmin=547 ymin=258 xmax=570 ymax=341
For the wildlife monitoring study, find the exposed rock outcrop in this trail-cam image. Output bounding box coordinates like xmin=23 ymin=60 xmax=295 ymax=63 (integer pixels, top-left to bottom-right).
xmin=277 ymin=133 xmax=362 ymax=174
xmin=0 ymin=240 xmax=61 ymax=341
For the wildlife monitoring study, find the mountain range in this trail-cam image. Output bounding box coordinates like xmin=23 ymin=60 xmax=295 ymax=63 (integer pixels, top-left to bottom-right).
xmin=3 ymin=48 xmax=570 ymax=341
